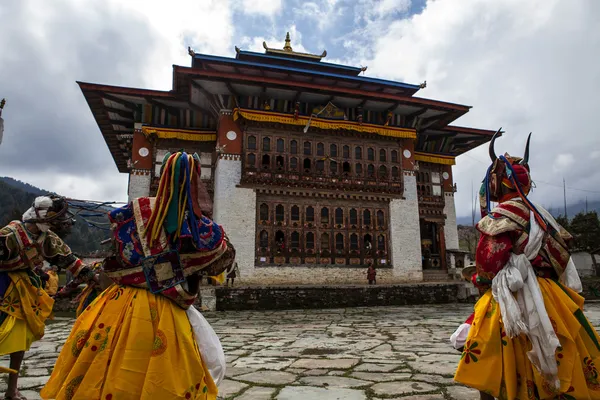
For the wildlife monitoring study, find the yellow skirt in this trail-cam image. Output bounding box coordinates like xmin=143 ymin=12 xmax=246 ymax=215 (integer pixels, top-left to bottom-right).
xmin=454 ymin=278 xmax=600 ymax=400
xmin=41 ymin=285 xmax=217 ymax=400
xmin=0 ymin=271 xmax=54 ymax=356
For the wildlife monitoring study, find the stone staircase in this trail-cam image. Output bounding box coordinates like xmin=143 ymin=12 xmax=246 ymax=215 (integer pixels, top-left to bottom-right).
xmin=422 ymin=270 xmax=452 ymax=282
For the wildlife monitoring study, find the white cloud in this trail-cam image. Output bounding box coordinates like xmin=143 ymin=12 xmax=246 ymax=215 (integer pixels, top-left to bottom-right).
xmin=239 ymin=0 xmax=282 ymax=16
xmin=554 ymin=154 xmax=575 ymax=172
xmin=240 ymin=25 xmax=310 ymax=54
xmin=357 ymin=0 xmax=600 ymax=217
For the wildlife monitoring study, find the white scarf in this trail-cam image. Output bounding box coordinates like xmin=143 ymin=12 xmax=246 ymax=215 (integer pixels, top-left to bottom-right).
xmin=22 ymin=196 xmax=54 ymax=232
xmin=491 ymin=204 xmax=580 ymax=390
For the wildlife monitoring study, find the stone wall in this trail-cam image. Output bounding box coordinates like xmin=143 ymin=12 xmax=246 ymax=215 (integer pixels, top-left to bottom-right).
xmin=444 ymin=193 xmax=459 ymax=250
xmin=213 ymin=155 xmax=257 ymax=280
xmin=389 ymin=174 xmax=422 ymax=281
xmin=242 ymin=266 xmax=395 ymax=285
xmin=216 ymin=283 xmax=465 ymax=311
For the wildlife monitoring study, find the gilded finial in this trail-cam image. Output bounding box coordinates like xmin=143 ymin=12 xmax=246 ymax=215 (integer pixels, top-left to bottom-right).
xmin=0 ymin=99 xmax=5 ymax=109
xmin=283 ymin=32 xmax=293 ymax=52
xmin=419 ymin=80 xmax=427 ymax=89
xmin=188 ymin=46 xmax=195 ymax=56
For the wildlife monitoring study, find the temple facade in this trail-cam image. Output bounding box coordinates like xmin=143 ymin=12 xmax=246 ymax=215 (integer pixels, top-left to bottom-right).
xmin=79 ymin=34 xmax=493 ymax=284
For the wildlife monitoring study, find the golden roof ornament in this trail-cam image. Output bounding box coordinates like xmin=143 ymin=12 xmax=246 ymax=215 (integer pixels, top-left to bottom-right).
xmin=283 ymin=32 xmax=293 ymax=52
xmin=262 ymin=32 xmax=327 ymax=61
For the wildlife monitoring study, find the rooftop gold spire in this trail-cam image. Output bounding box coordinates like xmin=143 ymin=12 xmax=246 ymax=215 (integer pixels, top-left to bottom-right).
xmin=283 ymin=32 xmax=293 ymax=52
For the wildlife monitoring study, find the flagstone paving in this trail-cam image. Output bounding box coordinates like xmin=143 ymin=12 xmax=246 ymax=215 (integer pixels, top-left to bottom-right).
xmin=4 ymin=303 xmax=600 ymax=399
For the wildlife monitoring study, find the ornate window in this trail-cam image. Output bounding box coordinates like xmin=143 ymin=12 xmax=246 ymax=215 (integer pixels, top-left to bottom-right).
xmin=330 ymin=161 xmax=338 ymax=175
xmin=363 ymin=209 xmax=372 ymax=226
xmin=262 ymin=155 xmax=270 ymax=169
xmin=275 ymin=204 xmax=284 ymax=222
xmin=335 ymin=208 xmax=344 ymax=225
xmin=367 ymin=147 xmax=375 ymax=161
xmin=391 ymin=150 xmax=398 ymax=163
xmin=248 ymin=135 xmax=257 ymax=150
xmin=380 ymin=149 xmax=386 ymax=162
xmin=304 ymin=141 xmax=312 ymax=155
xmin=378 ymin=234 xmax=386 ymax=250
xmin=330 ymin=144 xmax=338 ymax=157
xmin=263 ymin=137 xmax=271 ymax=152
xmin=306 ymin=206 xmax=314 ymax=222
xmin=290 ymin=140 xmax=298 ymax=154
xmin=355 ymin=146 xmax=362 ymax=160
xmin=350 ymin=233 xmax=359 ymax=250
xmin=350 ymin=209 xmax=358 ymax=225
xmin=343 ymin=162 xmax=351 ymax=174
xmin=247 ymin=153 xmax=256 ymax=167
xmin=392 ymin=166 xmax=399 ymax=179
xmin=377 ymin=210 xmax=385 ymax=228
xmin=321 ymin=233 xmax=330 ymax=249
xmin=379 ymin=165 xmax=388 ymax=178
xmin=259 ymin=230 xmax=269 ymax=247
xmin=291 ymin=231 xmax=300 ymax=248
xmin=343 ymin=145 xmax=350 ymax=159
xmin=290 ymin=157 xmax=298 ymax=171
xmin=291 ymin=205 xmax=300 ymax=221
xmin=335 ymin=233 xmax=344 ymax=251
xmin=277 ymin=138 xmax=284 ymax=152
xmin=317 ymin=142 xmax=325 ymax=156
xmin=356 ymin=163 xmax=363 ymax=176
xmin=276 ymin=155 xmax=285 ymax=171
xmin=306 ymin=232 xmax=315 ymax=249
xmin=321 ymin=207 xmax=329 ymax=224
xmin=259 ymin=203 xmax=269 ymax=221
xmin=367 ymin=164 xmax=375 ymax=177
xmin=316 ymin=160 xmax=325 ymax=172
xmin=303 ymin=158 xmax=312 ymax=171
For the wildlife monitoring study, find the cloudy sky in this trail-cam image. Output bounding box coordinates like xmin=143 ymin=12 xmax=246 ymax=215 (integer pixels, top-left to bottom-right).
xmin=1 ymin=0 xmax=599 ymax=220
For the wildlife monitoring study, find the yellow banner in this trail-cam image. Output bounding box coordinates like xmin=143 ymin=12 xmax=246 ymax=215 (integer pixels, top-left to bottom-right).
xmin=232 ymin=108 xmax=416 ymax=139
xmin=414 ymin=152 xmax=456 ymax=165
xmin=141 ymin=126 xmax=216 ymax=142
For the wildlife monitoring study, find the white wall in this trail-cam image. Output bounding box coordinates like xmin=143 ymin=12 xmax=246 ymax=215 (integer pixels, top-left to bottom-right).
xmin=444 ymin=193 xmax=459 ymax=250
xmin=127 ymin=173 xmax=151 ymax=202
xmin=389 ymin=174 xmax=423 ymax=282
xmin=572 ymin=252 xmax=597 ymax=278
xmin=213 ymin=156 xmax=256 ymax=280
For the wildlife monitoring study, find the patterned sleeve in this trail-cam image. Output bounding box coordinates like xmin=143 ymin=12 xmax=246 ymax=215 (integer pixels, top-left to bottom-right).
xmin=43 ymin=231 xmax=85 ymax=276
xmin=473 ymin=232 xmax=513 ymax=291
xmin=0 ymin=227 xmax=21 ymax=269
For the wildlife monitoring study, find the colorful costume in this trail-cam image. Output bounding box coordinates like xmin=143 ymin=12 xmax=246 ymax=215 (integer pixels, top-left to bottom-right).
xmin=57 ymin=262 xmax=105 ymax=317
xmin=453 ymin=132 xmax=600 ymax=399
xmin=42 ymin=152 xmax=235 ymax=400
xmin=0 ymin=196 xmax=86 ymax=372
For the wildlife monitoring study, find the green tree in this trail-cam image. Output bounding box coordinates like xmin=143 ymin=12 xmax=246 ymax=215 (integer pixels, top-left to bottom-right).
xmin=556 ymin=215 xmax=570 ymax=231
xmin=569 ymin=211 xmax=600 ymax=251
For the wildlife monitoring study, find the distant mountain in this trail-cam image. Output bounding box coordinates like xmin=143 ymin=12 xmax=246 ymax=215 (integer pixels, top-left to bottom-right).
xmin=0 ymin=177 xmax=111 ymax=255
xmin=0 ymin=176 xmax=51 ymax=196
xmin=457 ymin=199 xmax=600 ymax=226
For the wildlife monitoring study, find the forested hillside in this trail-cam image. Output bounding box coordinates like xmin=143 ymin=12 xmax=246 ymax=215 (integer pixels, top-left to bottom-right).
xmin=0 ymin=177 xmax=111 ymax=255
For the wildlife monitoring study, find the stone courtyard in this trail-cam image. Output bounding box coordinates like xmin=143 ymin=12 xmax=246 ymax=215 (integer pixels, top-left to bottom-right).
xmin=4 ymin=303 xmax=600 ymax=399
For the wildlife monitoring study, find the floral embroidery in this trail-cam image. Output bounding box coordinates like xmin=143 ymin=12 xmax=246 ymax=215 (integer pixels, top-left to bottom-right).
xmin=461 ymin=340 xmax=481 ymax=364
xmin=489 ymin=241 xmax=508 ymax=254
xmin=71 ymin=330 xmax=89 ymax=357
xmin=542 ymin=379 xmax=561 ymax=396
xmin=485 ymin=299 xmax=497 ymax=319
xmin=1 ymin=295 xmax=20 ymax=313
xmin=556 ymin=346 xmax=564 ymax=366
xmin=584 ymin=356 xmax=600 ymax=390
xmin=65 ymin=375 xmax=84 ymax=400
xmin=84 ymin=323 xmax=112 ymax=353
xmin=151 ymin=329 xmax=167 ymax=357
xmin=501 ymin=327 xmax=508 ymax=346
xmin=31 ymin=301 xmax=41 ymax=316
